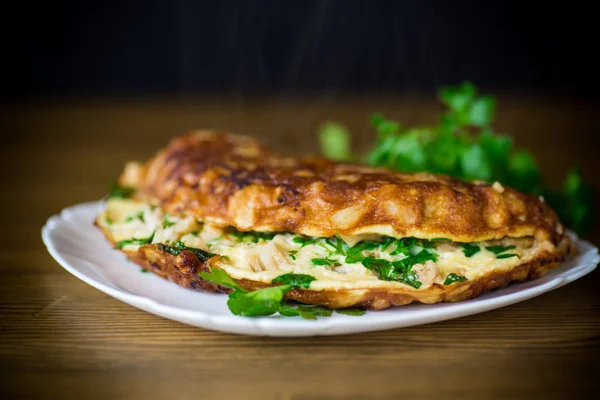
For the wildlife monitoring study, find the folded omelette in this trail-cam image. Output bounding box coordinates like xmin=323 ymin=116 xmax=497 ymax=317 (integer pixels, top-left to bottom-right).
xmin=95 ymin=131 xmax=572 ymax=309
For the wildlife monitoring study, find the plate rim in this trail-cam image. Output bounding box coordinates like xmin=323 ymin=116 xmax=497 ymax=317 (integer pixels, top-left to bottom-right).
xmin=41 ymin=200 xmax=600 ymax=337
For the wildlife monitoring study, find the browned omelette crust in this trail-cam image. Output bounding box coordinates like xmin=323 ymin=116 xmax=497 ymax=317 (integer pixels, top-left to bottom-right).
xmin=116 ymin=237 xmax=571 ymax=310
xmin=121 ymin=131 xmax=566 ymax=244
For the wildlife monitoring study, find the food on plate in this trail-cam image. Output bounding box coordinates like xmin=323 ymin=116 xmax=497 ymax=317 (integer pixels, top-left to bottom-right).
xmin=95 ymin=131 xmax=572 ymax=316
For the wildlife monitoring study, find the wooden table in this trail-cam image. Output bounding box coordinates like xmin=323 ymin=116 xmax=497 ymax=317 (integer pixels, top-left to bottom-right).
xmin=2 ymin=96 xmax=599 ymax=399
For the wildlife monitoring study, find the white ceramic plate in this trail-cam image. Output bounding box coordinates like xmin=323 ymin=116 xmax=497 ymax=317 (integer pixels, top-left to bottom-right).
xmin=42 ymin=201 xmax=599 ymax=337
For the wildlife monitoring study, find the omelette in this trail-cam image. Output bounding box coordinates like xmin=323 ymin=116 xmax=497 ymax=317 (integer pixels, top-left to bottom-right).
xmin=95 ymin=131 xmax=572 ymax=310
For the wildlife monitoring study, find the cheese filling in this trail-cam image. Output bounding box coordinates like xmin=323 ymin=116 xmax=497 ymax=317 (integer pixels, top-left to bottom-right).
xmin=98 ymin=198 xmax=554 ymax=291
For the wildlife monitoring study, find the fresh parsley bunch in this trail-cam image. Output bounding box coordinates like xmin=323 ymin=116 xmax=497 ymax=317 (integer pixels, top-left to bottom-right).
xmin=319 ymin=82 xmax=592 ymax=235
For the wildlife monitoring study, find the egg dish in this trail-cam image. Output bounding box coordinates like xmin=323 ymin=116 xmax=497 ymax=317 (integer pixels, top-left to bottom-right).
xmin=95 ymin=131 xmax=572 ymax=310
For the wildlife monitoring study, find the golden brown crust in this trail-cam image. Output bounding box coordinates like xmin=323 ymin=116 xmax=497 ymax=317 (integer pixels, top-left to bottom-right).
xmin=116 ymin=236 xmax=571 ymax=310
xmin=122 ymin=131 xmax=565 ymax=244
xmin=101 ymin=130 xmax=574 ymax=310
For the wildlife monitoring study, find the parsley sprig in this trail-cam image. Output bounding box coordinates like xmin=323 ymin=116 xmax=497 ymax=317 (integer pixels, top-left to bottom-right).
xmin=485 ymin=245 xmax=516 ymax=255
xmin=292 ymin=236 xmax=319 ymax=247
xmin=484 ymin=244 xmax=518 ymax=259
xmin=199 ymin=269 xmax=316 ymax=317
xmin=346 ymin=238 xmax=437 ymax=288
xmin=199 ymin=269 xmax=366 ymax=318
xmin=199 ymin=268 xmax=365 ymax=319
xmin=108 ymin=181 xmax=136 ymax=199
xmin=318 ymin=82 xmax=592 ymax=235
xmin=229 ymin=229 xmax=277 ymax=243
xmin=311 ymin=258 xmax=337 ymax=266
xmin=116 ymin=231 xmax=155 ymax=249
xmin=159 ymin=240 xmax=215 ymax=262
xmin=444 ymin=273 xmax=467 ymax=285
xmin=497 ymin=253 xmax=518 ymax=259
xmin=292 ymin=235 xmax=437 ymax=288
xmin=162 ymin=213 xmax=176 ymax=228
xmin=125 ymin=211 xmax=145 ymax=223
xmin=461 ymin=243 xmax=481 ymax=257
xmin=360 ymin=249 xmax=435 ymax=288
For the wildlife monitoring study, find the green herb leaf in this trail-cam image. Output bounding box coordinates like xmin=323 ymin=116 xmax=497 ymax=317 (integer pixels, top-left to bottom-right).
xmin=125 ymin=210 xmax=145 ymax=223
xmin=288 ymin=250 xmax=298 ymax=260
xmin=326 ymin=236 xmax=349 ymax=256
xmin=199 ymin=269 xmax=358 ymax=319
xmin=297 ymin=305 xmax=333 ymax=318
xmin=461 ymin=243 xmax=480 ymax=257
xmin=297 ymin=309 xmax=318 ymax=320
xmin=278 ymin=305 xmax=301 ymax=317
xmin=335 ymin=308 xmax=366 ymax=316
xmin=440 ymin=81 xmax=476 ymax=113
xmin=227 ymin=286 xmax=289 ymax=317
xmin=108 ymin=181 xmax=136 ymax=199
xmin=379 ymin=236 xmax=396 ymax=252
xmin=387 ymin=131 xmax=428 ymax=172
xmin=271 ymin=273 xmax=316 ymax=289
xmin=389 ymin=237 xmax=417 ymax=256
xmin=198 ymin=267 xmax=247 ymax=292
xmin=140 ymin=268 xmax=149 ymax=273
xmin=311 ymin=258 xmax=336 ymax=266
xmin=460 ymin=144 xmax=492 ymax=181
xmin=371 ymin=113 xmax=402 ymax=137
xmin=357 ymin=248 xmax=434 ymax=288
xmin=418 ymin=239 xmax=437 ymax=249
xmin=206 ymin=235 xmax=224 ymax=248
xmin=162 ymin=213 xmax=176 ymax=228
xmin=444 ymin=273 xmax=467 ymax=285
xmin=318 ymin=122 xmax=352 ymax=161
xmin=391 ymin=249 xmax=437 ymax=270
xmin=507 ymin=150 xmax=541 ymax=193
xmin=200 ymin=269 xmax=319 ymax=317
xmin=361 ymin=257 xmax=396 ymax=280
xmin=467 ymin=95 xmax=495 ymax=127
xmin=229 ymin=229 xmax=276 ymax=243
xmin=396 ymin=270 xmax=423 ymax=289
xmin=345 ymin=239 xmax=385 ymax=262
xmin=159 ymin=241 xmax=215 ymax=262
xmin=545 ymin=167 xmax=593 ymax=235
xmin=496 ymin=253 xmax=518 ymax=259
xmin=293 ymin=236 xmax=318 ymax=247
xmin=116 ymin=231 xmax=155 ymax=249
xmin=485 ymin=245 xmax=516 ymax=255
xmin=281 ymin=304 xmax=336 ymax=320
xmin=343 ymin=248 xmax=363 ymax=264
xmin=317 ymin=240 xmax=337 ymax=254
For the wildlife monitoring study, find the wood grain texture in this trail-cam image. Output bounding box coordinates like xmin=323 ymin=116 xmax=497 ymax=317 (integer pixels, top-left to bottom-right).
xmin=1 ymin=96 xmax=599 ymax=399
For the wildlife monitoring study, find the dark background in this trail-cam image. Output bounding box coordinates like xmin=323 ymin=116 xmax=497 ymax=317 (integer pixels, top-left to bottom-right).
xmin=3 ymin=0 xmax=597 ymax=101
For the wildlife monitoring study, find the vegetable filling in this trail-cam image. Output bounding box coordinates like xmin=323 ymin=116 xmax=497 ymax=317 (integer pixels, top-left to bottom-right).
xmin=100 ymin=198 xmax=537 ymax=291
